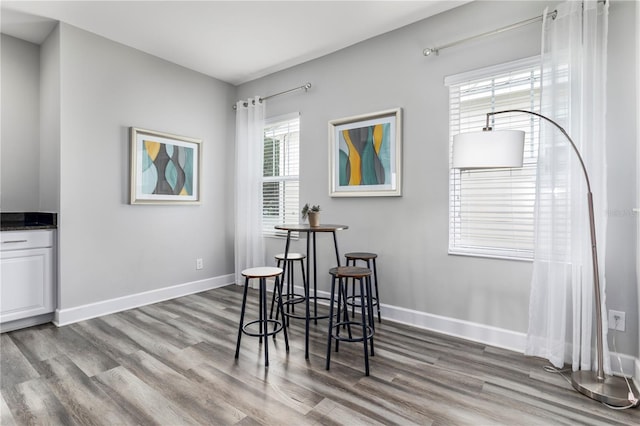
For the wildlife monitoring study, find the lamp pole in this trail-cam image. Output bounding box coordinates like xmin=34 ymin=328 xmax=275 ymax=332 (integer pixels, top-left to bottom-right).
xmin=483 ymin=110 xmax=635 ymax=407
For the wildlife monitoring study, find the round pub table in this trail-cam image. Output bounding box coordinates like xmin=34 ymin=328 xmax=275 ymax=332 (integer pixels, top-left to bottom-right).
xmin=275 ymin=224 xmax=348 ymax=359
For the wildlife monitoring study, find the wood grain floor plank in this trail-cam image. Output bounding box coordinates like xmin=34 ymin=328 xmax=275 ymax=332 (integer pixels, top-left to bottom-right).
xmin=118 ymin=349 xmax=247 ymax=425
xmin=0 ymin=392 xmax=17 ymax=426
xmin=45 ymin=325 xmax=119 ymax=377
xmin=186 ymin=362 xmax=312 ymax=425
xmin=69 ymin=317 xmax=144 ymax=360
xmin=1 ymin=378 xmax=74 ymax=426
xmin=38 ymin=355 xmax=137 ymax=425
xmin=307 ymin=397 xmax=391 ymax=426
xmin=1 ymin=284 xmax=637 ymax=425
xmin=92 ymin=365 xmax=202 ymax=425
xmin=0 ymin=334 xmax=39 ymax=389
xmin=99 ymin=313 xmax=186 ymax=361
xmin=8 ymin=325 xmax=66 ymax=364
xmin=181 ymin=341 xmax=325 ymax=416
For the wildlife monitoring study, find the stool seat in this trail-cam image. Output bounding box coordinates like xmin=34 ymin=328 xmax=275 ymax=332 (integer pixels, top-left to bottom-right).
xmin=242 ymin=267 xmax=283 ymax=278
xmin=274 ymin=252 xmax=305 ymax=261
xmin=329 ymin=266 xmax=371 ymax=279
xmin=345 ymin=252 xmax=378 ymax=260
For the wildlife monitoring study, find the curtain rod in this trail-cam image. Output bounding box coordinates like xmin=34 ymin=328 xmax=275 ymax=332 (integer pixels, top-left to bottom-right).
xmin=423 ymin=10 xmax=558 ymax=57
xmin=233 ymin=82 xmax=312 ymax=110
xmin=424 ymin=0 xmax=608 ymax=57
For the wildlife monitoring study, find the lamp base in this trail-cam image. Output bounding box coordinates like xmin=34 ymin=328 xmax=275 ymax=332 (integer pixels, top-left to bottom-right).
xmin=571 ymin=370 xmax=639 ymax=407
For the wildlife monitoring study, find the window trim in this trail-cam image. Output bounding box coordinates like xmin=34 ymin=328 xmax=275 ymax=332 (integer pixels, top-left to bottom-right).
xmin=447 ymin=56 xmax=541 ymax=261
xmin=262 ymin=113 xmax=300 ymax=239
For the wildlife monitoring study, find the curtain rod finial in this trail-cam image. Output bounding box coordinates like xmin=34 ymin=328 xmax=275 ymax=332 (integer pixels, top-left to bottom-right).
xmin=423 ymin=48 xmax=438 ymax=57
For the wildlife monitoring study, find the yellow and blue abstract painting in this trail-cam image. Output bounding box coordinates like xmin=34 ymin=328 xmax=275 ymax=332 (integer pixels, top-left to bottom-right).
xmin=331 ymin=110 xmax=400 ymax=197
xmin=338 ymin=123 xmax=391 ymax=187
xmin=141 ymin=140 xmax=194 ymax=196
xmin=131 ymin=127 xmax=200 ymax=204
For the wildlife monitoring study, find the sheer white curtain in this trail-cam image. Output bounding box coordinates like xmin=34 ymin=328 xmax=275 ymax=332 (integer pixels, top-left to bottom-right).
xmin=526 ymin=0 xmax=609 ymax=373
xmin=234 ymin=96 xmax=265 ymax=285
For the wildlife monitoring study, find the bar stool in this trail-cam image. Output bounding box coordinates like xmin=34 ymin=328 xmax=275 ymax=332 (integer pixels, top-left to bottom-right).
xmin=326 ymin=266 xmax=375 ymax=376
xmin=235 ymin=267 xmax=289 ymax=367
xmin=345 ymin=252 xmax=381 ymax=323
xmin=270 ymin=252 xmax=306 ymax=326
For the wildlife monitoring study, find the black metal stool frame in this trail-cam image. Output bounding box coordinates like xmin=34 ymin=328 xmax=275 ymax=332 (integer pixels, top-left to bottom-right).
xmin=326 ymin=267 xmax=375 ymax=376
xmin=235 ymin=271 xmax=289 ymax=367
xmin=270 ymin=254 xmax=307 ymax=326
xmin=345 ymin=254 xmax=382 ymax=323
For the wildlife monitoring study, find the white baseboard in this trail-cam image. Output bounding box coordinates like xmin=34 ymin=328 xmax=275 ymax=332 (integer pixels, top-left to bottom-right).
xmin=54 ymin=274 xmax=235 ymax=326
xmin=381 ymin=301 xmax=528 ymax=353
xmin=287 ymin=283 xmax=638 ymax=377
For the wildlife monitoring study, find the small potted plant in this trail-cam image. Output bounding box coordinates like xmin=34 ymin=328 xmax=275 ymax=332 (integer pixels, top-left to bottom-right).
xmin=301 ymin=203 xmax=321 ymax=227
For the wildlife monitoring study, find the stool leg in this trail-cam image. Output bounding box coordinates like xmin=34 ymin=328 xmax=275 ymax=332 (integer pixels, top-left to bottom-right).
xmin=258 ymin=279 xmax=264 ymax=345
xmin=366 ymin=274 xmax=375 ymax=357
xmin=235 ymin=276 xmax=250 ymax=359
xmin=349 ymin=259 xmax=356 ymax=318
xmin=286 ymin=260 xmax=293 ymax=321
xmin=365 ymin=260 xmax=375 ymax=332
xmin=274 ymin=275 xmax=290 ymax=352
xmin=261 ymin=277 xmax=269 ymax=367
xmin=358 ymin=277 xmax=370 ymax=376
xmin=372 ymin=258 xmax=381 ymax=323
xmin=335 ymin=277 xmax=342 ymax=352
xmin=339 ymin=277 xmax=352 ymax=340
xmin=270 ymin=259 xmax=282 ymax=320
xmin=313 ymin=233 xmax=318 ymax=325
xmin=325 ymin=275 xmax=337 ymax=370
xmin=297 ymin=259 xmax=307 ymax=316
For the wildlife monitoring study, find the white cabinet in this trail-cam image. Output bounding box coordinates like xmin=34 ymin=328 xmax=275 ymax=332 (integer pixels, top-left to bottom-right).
xmin=1 ymin=230 xmax=55 ymax=327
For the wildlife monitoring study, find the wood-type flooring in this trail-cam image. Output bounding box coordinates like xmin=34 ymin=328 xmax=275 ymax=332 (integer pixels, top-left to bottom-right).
xmin=1 ymin=285 xmax=638 ymax=425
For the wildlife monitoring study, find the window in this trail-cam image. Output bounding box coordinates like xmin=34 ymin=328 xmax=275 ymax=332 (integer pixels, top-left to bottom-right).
xmin=446 ymin=57 xmax=541 ymax=260
xmin=263 ymin=114 xmax=300 ymax=237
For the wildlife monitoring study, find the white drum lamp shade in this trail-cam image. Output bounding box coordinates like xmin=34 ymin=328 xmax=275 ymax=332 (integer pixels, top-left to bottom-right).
xmin=452 ymin=130 xmax=525 ymax=169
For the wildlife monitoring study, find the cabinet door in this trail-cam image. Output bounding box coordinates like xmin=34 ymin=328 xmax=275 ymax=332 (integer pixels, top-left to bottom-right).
xmin=1 ymin=248 xmax=54 ymax=322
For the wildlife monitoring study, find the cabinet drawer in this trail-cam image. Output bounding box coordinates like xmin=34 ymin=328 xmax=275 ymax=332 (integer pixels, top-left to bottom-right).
xmin=1 ymin=230 xmax=54 ymax=251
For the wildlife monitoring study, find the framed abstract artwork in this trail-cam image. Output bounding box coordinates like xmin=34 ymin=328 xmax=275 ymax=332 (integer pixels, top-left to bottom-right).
xmin=329 ymin=108 xmax=402 ymax=197
xmin=130 ymin=127 xmax=201 ymax=204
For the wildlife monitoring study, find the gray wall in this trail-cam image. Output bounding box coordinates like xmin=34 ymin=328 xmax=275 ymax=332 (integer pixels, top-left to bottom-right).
xmin=1 ymin=34 xmax=40 ymax=211
xmin=237 ymin=0 xmax=638 ymax=357
xmin=605 ymin=0 xmax=639 ymax=361
xmin=39 ymin=26 xmax=60 ymax=213
xmin=52 ymin=24 xmax=236 ymax=308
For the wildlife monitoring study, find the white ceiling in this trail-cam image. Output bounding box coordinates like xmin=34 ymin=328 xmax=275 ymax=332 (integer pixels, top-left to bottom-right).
xmin=1 ymin=1 xmax=468 ymax=85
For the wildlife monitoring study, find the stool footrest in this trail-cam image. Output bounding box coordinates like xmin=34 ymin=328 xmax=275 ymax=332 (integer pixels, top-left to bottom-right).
xmin=330 ymin=322 xmax=374 ymax=342
xmin=242 ymin=319 xmax=284 ymax=338
xmin=345 ymin=295 xmax=379 ymax=309
xmin=306 ymin=296 xmax=334 ymax=321
xmin=277 ymin=294 xmax=306 ymax=305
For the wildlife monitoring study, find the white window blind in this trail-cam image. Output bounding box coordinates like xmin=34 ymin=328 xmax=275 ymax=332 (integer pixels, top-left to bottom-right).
xmin=446 ymin=57 xmax=541 ymax=260
xmin=263 ymin=114 xmax=300 ymax=237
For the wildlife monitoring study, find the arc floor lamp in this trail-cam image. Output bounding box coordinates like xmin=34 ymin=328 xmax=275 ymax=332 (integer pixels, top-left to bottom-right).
xmin=452 ymin=109 xmax=638 ymax=407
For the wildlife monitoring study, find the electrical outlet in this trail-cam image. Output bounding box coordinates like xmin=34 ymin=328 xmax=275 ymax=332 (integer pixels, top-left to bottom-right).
xmin=608 ymin=310 xmax=625 ymax=332
xmin=196 ymin=258 xmax=203 ymax=270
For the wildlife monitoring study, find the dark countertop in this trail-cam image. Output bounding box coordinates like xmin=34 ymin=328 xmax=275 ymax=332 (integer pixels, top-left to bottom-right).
xmin=1 ymin=212 xmax=57 ymax=231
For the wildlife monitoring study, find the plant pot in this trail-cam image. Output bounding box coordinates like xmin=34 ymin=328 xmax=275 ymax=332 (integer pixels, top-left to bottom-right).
xmin=308 ymin=211 xmax=320 ymax=227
